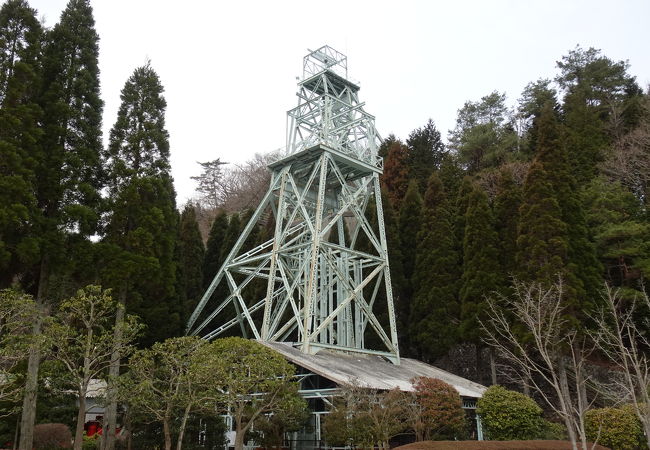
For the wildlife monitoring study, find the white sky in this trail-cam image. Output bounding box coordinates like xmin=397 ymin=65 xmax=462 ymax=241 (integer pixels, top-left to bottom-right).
xmin=27 ymin=0 xmax=650 ymax=205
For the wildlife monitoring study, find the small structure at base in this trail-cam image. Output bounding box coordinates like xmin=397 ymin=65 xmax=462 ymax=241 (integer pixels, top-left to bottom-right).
xmin=261 ymin=341 xmax=487 ymax=448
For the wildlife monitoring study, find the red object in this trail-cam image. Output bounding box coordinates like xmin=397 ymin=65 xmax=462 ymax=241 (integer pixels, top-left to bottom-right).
xmin=87 ymin=422 xmax=99 ymax=437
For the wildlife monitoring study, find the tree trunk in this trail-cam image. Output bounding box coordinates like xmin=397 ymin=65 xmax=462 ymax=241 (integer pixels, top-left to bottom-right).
xmin=234 ymin=420 xmax=245 ymax=450
xmin=163 ymin=417 xmax=172 ymax=450
xmin=489 ymin=348 xmax=497 ymax=385
xmin=475 ymin=344 xmax=483 ymax=384
xmin=101 ymin=288 xmax=126 ymax=450
xmin=558 ymin=357 xmax=579 ymax=450
xmin=176 ymin=403 xmax=192 ymax=450
xmin=18 ymin=258 xmax=49 ymax=450
xmin=74 ymin=387 xmax=87 ymax=450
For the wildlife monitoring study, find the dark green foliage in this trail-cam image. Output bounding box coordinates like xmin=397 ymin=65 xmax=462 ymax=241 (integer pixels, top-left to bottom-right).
xmin=381 ymin=138 xmax=410 ymax=208
xmin=585 ymin=405 xmax=645 ymax=450
xmin=103 ymin=63 xmax=178 ymax=345
xmin=202 ymin=210 xmax=228 ymax=290
xmin=518 ymin=79 xmax=558 ymax=155
xmin=516 ymin=105 xmax=569 ymax=286
xmin=557 ymin=46 xmax=642 ymax=183
xmin=397 ymin=180 xmax=422 ymax=347
xmin=583 ymin=177 xmax=650 ymax=288
xmin=459 ymin=182 xmax=500 ymax=344
xmin=477 ymin=385 xmax=544 ymax=441
xmin=221 ymin=213 xmax=241 ymax=263
xmin=536 ymin=102 xmax=602 ymax=310
xmin=494 ymin=168 xmax=522 ymax=278
xmin=0 ymin=0 xmax=42 ymax=287
xmin=406 ymin=119 xmax=446 ymax=189
xmin=410 ymin=173 xmax=460 ymax=362
xmin=449 ymin=91 xmax=518 ymax=173
xmin=38 ymin=0 xmax=103 ymax=237
xmin=176 ymin=203 xmax=205 ymax=329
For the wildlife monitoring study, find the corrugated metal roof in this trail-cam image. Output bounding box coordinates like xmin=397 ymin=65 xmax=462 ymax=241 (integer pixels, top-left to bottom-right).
xmin=261 ymin=341 xmax=487 ymax=398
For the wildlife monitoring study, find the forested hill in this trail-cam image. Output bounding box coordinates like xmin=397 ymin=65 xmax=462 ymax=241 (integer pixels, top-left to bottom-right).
xmin=2 ymin=0 xmax=649 ymax=378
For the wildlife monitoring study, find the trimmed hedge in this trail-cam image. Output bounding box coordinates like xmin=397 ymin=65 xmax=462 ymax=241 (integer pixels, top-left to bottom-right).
xmin=585 ymin=405 xmax=645 ymax=450
xmin=477 ymin=385 xmax=544 ymax=441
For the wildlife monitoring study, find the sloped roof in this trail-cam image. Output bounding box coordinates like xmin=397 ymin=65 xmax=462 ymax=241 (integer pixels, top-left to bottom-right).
xmin=260 ymin=341 xmax=486 ymax=398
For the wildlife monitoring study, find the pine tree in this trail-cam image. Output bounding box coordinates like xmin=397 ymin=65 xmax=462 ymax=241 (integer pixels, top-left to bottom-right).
xmin=459 ymin=183 xmax=500 ymax=344
xmin=203 ymin=210 xmax=229 ymax=290
xmin=0 ymin=0 xmax=42 ymax=287
xmin=176 ymin=203 xmax=205 ymax=330
xmin=406 ymin=119 xmax=446 ymax=190
xmin=410 ymin=173 xmax=460 ymax=362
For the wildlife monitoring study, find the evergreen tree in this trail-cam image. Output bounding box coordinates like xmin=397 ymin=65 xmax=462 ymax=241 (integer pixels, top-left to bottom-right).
xmin=221 ymin=213 xmax=241 ymax=263
xmin=176 ymin=203 xmax=205 ymax=330
xmin=0 ymin=0 xmax=42 ymax=287
xmin=516 ymin=106 xmax=569 ymax=286
xmin=18 ymin=1 xmax=103 ymax=446
xmin=449 ymin=91 xmax=518 ymax=173
xmin=459 ymin=183 xmax=500 ymax=346
xmin=536 ymin=102 xmax=602 ymax=311
xmin=103 ymin=62 xmax=178 ymax=345
xmin=381 ymin=139 xmax=410 ymax=209
xmin=203 ymin=210 xmax=228 ymax=290
xmin=410 ymin=173 xmax=460 ymax=362
xmin=494 ymin=168 xmax=522 ymax=278
xmin=397 ymin=180 xmax=422 ymax=351
xmin=406 ymin=119 xmax=446 ymax=190
xmin=557 ymin=46 xmax=642 ymax=182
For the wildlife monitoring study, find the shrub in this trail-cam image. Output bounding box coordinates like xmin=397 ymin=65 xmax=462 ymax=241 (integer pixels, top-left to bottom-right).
xmin=412 ymin=377 xmax=467 ymax=441
xmin=33 ymin=423 xmax=72 ymax=449
xmin=477 ymin=385 xmax=543 ymax=440
xmin=585 ymin=405 xmax=645 ymax=450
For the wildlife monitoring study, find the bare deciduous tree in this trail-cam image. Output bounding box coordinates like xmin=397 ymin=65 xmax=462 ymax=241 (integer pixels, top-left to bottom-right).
xmin=588 ymin=285 xmax=650 ymax=449
xmin=480 ymin=278 xmax=595 ymax=450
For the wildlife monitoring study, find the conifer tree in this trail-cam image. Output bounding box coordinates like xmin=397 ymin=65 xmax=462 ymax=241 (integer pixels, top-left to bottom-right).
xmin=459 ymin=183 xmax=500 ymax=346
xmin=410 ymin=173 xmax=460 ymax=362
xmin=397 ymin=180 xmax=422 ymax=351
xmin=494 ymin=168 xmax=522 ymax=278
xmin=0 ymin=0 xmax=42 ymax=287
xmin=516 ymin=105 xmax=569 ymax=286
xmin=176 ymin=203 xmax=205 ymax=329
xmin=381 ymin=139 xmax=410 ymax=209
xmin=203 ymin=210 xmax=229 ymax=290
xmin=406 ymin=119 xmax=446 ymax=190
xmin=18 ymin=1 xmax=103 ymax=446
xmin=101 ymin=63 xmax=177 ymax=450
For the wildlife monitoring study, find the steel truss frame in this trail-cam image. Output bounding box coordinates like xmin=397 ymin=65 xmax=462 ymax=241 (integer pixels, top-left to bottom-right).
xmin=187 ymin=46 xmax=400 ymax=363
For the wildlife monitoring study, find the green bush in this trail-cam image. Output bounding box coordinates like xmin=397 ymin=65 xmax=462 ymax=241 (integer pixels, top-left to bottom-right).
xmin=477 ymin=385 xmax=544 ymax=440
xmin=585 ymin=405 xmax=645 ymax=450
xmin=539 ymin=420 xmax=566 ymax=440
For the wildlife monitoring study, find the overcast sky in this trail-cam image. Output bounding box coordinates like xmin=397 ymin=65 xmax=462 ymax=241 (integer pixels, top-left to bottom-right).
xmin=27 ymin=0 xmax=650 ymax=204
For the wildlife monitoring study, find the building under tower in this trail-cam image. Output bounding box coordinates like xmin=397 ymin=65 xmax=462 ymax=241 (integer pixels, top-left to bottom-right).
xmin=188 ymin=46 xmax=485 ymax=448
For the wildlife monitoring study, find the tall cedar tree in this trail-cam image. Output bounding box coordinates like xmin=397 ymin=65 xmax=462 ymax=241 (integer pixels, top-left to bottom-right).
xmin=406 ymin=119 xmax=446 ymax=191
xmin=397 ymin=180 xmax=422 ymax=353
xmin=536 ymin=101 xmax=602 ymax=311
xmin=410 ymin=173 xmax=460 ymax=362
xmin=19 ymin=1 xmax=104 ymax=447
xmin=459 ymin=182 xmax=500 ymax=349
xmin=516 ymin=104 xmax=569 ymax=287
xmin=103 ymin=62 xmax=179 ymax=345
xmin=381 ymin=139 xmax=410 ymax=209
xmin=0 ymin=0 xmax=42 ymax=287
xmin=494 ymin=168 xmax=522 ymax=278
xmin=176 ymin=203 xmax=205 ymax=330
xmin=203 ymin=210 xmax=228 ymax=290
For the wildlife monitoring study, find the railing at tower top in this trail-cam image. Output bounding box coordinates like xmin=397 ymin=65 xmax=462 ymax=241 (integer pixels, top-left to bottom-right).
xmin=281 ymin=46 xmax=381 ymax=168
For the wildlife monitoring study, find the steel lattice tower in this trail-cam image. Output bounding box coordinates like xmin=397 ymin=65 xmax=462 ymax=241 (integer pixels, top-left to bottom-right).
xmin=187 ymin=46 xmax=400 ymax=363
